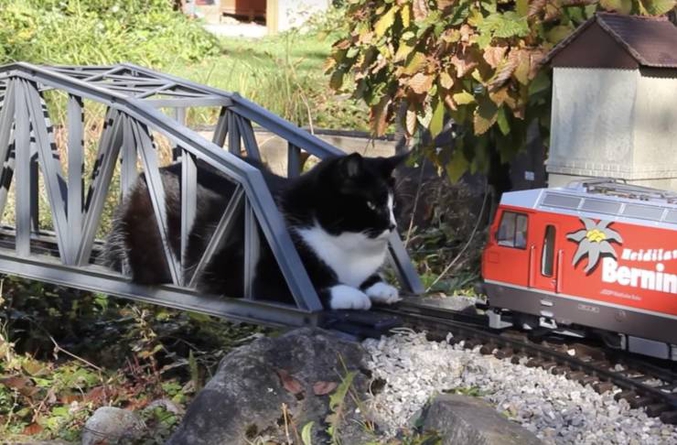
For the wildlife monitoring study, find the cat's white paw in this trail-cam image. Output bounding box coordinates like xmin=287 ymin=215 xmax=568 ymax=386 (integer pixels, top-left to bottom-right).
xmin=365 ymin=282 xmax=400 ymax=305
xmin=329 ymin=285 xmax=372 ymax=310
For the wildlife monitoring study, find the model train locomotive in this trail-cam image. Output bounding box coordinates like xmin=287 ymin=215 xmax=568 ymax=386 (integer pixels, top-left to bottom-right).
xmin=482 ymin=179 xmax=677 ymax=361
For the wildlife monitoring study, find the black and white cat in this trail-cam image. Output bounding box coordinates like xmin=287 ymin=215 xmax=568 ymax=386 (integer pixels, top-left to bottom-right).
xmin=103 ymin=152 xmax=407 ymax=310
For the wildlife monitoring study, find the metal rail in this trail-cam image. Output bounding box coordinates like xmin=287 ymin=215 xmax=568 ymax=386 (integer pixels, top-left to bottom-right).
xmin=0 ymin=62 xmax=424 ymax=327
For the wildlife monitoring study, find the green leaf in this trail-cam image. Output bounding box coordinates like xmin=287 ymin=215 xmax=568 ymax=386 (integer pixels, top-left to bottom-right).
xmin=330 ymin=69 xmax=345 ymax=91
xmin=601 ymin=0 xmax=633 ymax=14
xmin=640 ymin=0 xmax=676 ymax=15
xmin=430 ymin=97 xmax=445 ymax=138
xmin=375 ymin=5 xmax=399 ymax=38
xmin=473 ymin=97 xmax=498 ymax=135
xmin=453 ymin=90 xmax=475 ymax=105
xmin=301 ymin=421 xmax=314 ymax=445
xmin=475 ymin=32 xmax=492 ymax=49
xmin=446 ymin=148 xmax=469 ymax=183
xmin=516 ymin=0 xmax=529 ymax=16
xmin=329 ymin=371 xmax=356 ymax=411
xmin=497 ymin=107 xmax=510 ymax=136
xmin=481 ymin=0 xmax=497 ymax=13
xmin=528 ymin=71 xmax=551 ymax=96
xmin=403 ymin=51 xmax=427 ymax=75
xmin=546 ymin=25 xmax=573 ymax=44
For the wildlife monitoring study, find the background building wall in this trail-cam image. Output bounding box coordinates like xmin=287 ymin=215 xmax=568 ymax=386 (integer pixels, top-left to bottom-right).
xmin=272 ymin=0 xmax=331 ymax=33
xmin=547 ymin=67 xmax=677 ymax=191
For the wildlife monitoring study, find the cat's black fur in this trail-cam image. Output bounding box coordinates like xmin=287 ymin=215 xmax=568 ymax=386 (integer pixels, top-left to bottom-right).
xmin=103 ymin=152 xmax=407 ymax=308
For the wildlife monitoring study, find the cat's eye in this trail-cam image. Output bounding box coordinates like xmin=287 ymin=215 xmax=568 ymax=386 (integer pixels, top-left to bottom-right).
xmin=366 ymin=201 xmax=377 ymax=211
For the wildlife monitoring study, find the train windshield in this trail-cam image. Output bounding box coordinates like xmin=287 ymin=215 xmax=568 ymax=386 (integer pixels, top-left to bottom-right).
xmin=497 ymin=211 xmax=528 ymax=249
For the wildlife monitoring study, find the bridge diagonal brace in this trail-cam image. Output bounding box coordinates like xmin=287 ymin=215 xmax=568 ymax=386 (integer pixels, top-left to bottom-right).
xmin=75 ymin=108 xmax=124 ymax=265
xmin=119 ymin=113 xmax=138 ymax=198
xmin=180 ymin=148 xmax=197 ymax=285
xmin=388 ymin=232 xmax=425 ymax=294
xmin=236 ymin=116 xmax=261 ymax=161
xmin=22 ymin=80 xmax=70 ymax=262
xmin=188 ymin=185 xmax=244 ymax=288
xmin=13 ymin=80 xmax=31 ymax=257
xmin=227 ymin=111 xmax=240 ymax=155
xmin=212 ymin=107 xmax=228 ymax=147
xmin=129 ymin=119 xmax=181 ymax=286
xmin=66 ymin=95 xmax=84 ymax=264
xmin=243 ymin=199 xmax=260 ymax=299
xmin=287 ymin=143 xmax=301 ymax=178
xmin=0 ymin=79 xmax=17 ymax=219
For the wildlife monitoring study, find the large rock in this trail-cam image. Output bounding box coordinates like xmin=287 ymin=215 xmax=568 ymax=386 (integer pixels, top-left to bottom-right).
xmin=420 ymin=394 xmax=543 ymax=445
xmin=81 ymin=406 xmax=146 ymax=445
xmin=167 ymin=327 xmax=372 ymax=445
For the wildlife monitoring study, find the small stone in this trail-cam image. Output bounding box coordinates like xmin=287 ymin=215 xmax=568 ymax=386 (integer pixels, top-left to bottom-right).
xmin=81 ymin=407 xmax=145 ymax=445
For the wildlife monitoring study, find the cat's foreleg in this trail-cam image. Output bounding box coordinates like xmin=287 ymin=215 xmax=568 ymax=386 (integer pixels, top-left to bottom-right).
xmin=360 ymin=274 xmax=400 ymax=305
xmin=321 ymin=285 xmax=372 ymax=310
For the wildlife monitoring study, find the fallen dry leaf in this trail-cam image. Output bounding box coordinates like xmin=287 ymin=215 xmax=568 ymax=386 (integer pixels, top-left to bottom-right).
xmin=0 ymin=376 xmax=31 ymax=389
xmin=276 ymin=369 xmax=304 ymax=395
xmin=313 ymin=381 xmax=338 ymax=396
xmin=22 ymin=422 xmax=43 ymax=435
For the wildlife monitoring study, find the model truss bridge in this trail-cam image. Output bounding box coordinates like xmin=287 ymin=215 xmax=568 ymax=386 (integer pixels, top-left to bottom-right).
xmin=0 ymin=63 xmax=423 ymax=327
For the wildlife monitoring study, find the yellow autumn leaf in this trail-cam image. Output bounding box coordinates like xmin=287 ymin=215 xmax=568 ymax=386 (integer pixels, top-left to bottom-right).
xmin=375 ymin=6 xmax=399 ymax=38
xmin=401 ymin=5 xmax=411 ymax=28
xmin=430 ymin=98 xmax=446 ymax=138
xmin=405 ymin=106 xmax=418 ymax=136
xmin=439 ymin=71 xmax=454 ymax=89
xmin=453 ymin=91 xmax=475 ymax=105
xmin=395 ymin=42 xmax=415 ymax=62
xmin=402 ymin=52 xmax=427 ymax=75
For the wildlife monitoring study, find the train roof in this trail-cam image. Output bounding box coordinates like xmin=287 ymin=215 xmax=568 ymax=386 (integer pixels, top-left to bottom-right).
xmin=500 ymin=179 xmax=677 ymax=229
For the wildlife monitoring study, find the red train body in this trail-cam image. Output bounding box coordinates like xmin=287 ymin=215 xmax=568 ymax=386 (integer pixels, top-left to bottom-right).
xmin=482 ymin=180 xmax=677 ymax=360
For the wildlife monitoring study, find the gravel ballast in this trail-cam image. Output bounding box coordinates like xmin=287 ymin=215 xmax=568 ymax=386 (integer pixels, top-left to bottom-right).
xmin=362 ymin=330 xmax=677 ymax=445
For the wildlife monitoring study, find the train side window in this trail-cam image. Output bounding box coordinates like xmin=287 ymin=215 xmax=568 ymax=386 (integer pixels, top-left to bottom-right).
xmin=497 ymin=211 xmax=528 ymax=249
xmin=541 ymin=225 xmax=556 ymax=277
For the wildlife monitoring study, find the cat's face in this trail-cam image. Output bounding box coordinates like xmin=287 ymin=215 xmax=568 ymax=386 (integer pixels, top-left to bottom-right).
xmin=313 ymin=152 xmax=407 ymax=239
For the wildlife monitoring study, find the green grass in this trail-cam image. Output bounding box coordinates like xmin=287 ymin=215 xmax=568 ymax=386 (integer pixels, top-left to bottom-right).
xmin=167 ymin=32 xmax=371 ymax=132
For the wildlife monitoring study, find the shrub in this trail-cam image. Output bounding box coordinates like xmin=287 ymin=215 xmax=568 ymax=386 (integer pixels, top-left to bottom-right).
xmin=327 ymin=1 xmax=676 ymax=181
xmin=0 ymin=0 xmax=219 ymax=67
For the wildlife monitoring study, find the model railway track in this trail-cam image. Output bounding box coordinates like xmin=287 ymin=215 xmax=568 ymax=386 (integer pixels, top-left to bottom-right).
xmin=373 ymin=303 xmax=677 ymax=425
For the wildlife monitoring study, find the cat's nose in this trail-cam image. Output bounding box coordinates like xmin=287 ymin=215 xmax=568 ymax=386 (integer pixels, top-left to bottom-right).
xmin=388 ymin=223 xmax=396 ymax=231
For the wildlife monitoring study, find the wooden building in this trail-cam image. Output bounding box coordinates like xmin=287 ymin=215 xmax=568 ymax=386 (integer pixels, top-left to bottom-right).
xmin=543 ymin=13 xmax=677 ymax=190
xmin=191 ymin=0 xmax=331 ymax=34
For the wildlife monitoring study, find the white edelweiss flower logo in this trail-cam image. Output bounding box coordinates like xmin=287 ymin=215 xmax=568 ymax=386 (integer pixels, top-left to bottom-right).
xmin=566 ymin=218 xmax=623 ymax=274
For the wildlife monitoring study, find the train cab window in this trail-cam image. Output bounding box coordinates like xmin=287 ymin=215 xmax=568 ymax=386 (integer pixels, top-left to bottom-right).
xmin=541 ymin=225 xmax=556 ymax=277
xmin=497 ymin=211 xmax=528 ymax=249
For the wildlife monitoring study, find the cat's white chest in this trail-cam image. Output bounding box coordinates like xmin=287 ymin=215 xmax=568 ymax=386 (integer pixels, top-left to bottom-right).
xmin=295 ymin=224 xmax=388 ymax=287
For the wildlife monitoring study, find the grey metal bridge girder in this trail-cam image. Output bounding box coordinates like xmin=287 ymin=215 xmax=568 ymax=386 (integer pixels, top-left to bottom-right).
xmin=0 ymin=62 xmax=424 ymax=327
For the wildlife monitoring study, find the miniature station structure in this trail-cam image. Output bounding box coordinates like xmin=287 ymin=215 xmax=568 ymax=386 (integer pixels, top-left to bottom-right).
xmin=544 ymin=12 xmax=677 ymax=191
xmin=0 ymin=63 xmax=423 ymax=328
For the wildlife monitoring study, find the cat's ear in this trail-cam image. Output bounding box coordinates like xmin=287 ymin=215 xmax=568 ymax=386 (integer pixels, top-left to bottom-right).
xmin=338 ymin=152 xmax=364 ymax=178
xmin=379 ymin=151 xmax=410 ymax=176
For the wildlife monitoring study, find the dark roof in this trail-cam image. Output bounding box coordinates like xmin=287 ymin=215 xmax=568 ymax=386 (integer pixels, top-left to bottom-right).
xmin=544 ymin=12 xmax=677 ymax=69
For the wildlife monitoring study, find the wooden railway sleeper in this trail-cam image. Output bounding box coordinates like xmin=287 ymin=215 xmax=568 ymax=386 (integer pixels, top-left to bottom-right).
xmin=615 ymin=390 xmax=637 ymax=402
xmin=646 ymin=403 xmax=670 ymax=417
xmin=628 ymin=395 xmax=656 ymax=409
xmin=593 ymin=381 xmax=615 ymax=394
xmin=659 ymin=410 xmax=677 ymax=425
